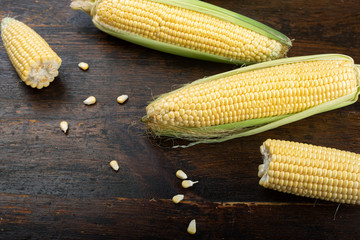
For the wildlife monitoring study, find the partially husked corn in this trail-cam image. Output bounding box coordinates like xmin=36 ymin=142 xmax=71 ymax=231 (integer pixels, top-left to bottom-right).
xmin=70 ymin=0 xmax=291 ymax=64
xmin=1 ymin=17 xmax=62 ymax=89
xmin=144 ymin=54 xmax=360 ymax=146
xmin=147 ymin=59 xmax=357 ymax=128
xmin=259 ymin=139 xmax=360 ymax=204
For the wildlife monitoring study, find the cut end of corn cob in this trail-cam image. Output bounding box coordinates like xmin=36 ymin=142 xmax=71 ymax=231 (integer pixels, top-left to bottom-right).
xmin=1 ymin=17 xmax=62 ymax=89
xmin=259 ymin=139 xmax=360 ymax=204
xmin=71 ymin=0 xmax=291 ymax=64
xmin=143 ymin=54 xmax=360 ymax=147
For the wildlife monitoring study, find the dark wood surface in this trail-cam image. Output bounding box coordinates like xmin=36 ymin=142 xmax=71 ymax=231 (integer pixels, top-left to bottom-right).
xmin=1 ymin=0 xmax=360 ymax=239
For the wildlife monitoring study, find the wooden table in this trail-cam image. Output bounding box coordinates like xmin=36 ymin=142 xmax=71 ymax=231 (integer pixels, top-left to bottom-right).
xmin=1 ymin=0 xmax=359 ymax=239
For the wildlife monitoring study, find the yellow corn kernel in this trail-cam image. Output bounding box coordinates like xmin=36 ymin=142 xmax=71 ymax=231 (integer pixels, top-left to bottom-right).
xmin=83 ymin=96 xmax=97 ymax=105
xmin=78 ymin=62 xmax=89 ymax=71
xmin=187 ymin=219 xmax=196 ymax=235
xmin=1 ymin=17 xmax=62 ymax=89
xmin=146 ymin=59 xmax=358 ymax=128
xmin=71 ymin=0 xmax=291 ymax=64
xmin=109 ymin=160 xmax=119 ymax=171
xmin=117 ymin=95 xmax=129 ymax=104
xmin=59 ymin=121 xmax=69 ymax=134
xmin=176 ymin=170 xmax=188 ymax=180
xmin=171 ymin=194 xmax=184 ymax=204
xmin=259 ymin=139 xmax=360 ymax=204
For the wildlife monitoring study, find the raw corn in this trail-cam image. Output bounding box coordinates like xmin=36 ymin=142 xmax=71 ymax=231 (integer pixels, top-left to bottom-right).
xmin=187 ymin=219 xmax=196 ymax=235
xmin=78 ymin=62 xmax=89 ymax=71
xmin=1 ymin=17 xmax=62 ymax=89
xmin=172 ymin=194 xmax=184 ymax=204
xmin=60 ymin=121 xmax=69 ymax=134
xmin=176 ymin=170 xmax=188 ymax=180
xmin=143 ymin=54 xmax=360 ymax=147
xmin=182 ymin=180 xmax=198 ymax=188
xmin=70 ymin=0 xmax=291 ymax=64
xmin=83 ymin=96 xmax=97 ymax=105
xmin=259 ymin=139 xmax=360 ymax=204
xmin=117 ymin=95 xmax=128 ymax=104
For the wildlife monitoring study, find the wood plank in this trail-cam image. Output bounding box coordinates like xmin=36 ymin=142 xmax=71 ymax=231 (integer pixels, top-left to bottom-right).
xmin=1 ymin=193 xmax=360 ymax=240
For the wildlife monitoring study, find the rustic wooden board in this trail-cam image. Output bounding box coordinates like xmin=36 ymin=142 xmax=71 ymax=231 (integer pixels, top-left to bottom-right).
xmin=0 ymin=0 xmax=360 ymax=239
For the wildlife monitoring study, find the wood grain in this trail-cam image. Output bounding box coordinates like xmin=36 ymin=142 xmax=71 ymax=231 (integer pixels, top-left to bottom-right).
xmin=0 ymin=0 xmax=360 ymax=239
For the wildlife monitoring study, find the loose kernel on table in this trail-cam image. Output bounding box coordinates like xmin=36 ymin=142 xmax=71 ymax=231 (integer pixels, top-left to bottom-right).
xmin=187 ymin=219 xmax=196 ymax=235
xmin=78 ymin=62 xmax=89 ymax=71
xmin=176 ymin=170 xmax=187 ymax=180
xmin=60 ymin=121 xmax=68 ymax=133
xmin=109 ymin=160 xmax=119 ymax=171
xmin=172 ymin=194 xmax=184 ymax=204
xmin=182 ymin=180 xmax=198 ymax=189
xmin=117 ymin=95 xmax=128 ymax=104
xmin=83 ymin=96 xmax=96 ymax=105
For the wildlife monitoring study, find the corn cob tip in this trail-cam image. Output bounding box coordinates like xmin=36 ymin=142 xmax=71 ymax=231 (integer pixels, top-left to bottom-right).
xmin=1 ymin=17 xmax=12 ymax=28
xmin=1 ymin=17 xmax=62 ymax=89
xmin=70 ymin=0 xmax=97 ymax=16
xmin=258 ymin=140 xmax=272 ymax=182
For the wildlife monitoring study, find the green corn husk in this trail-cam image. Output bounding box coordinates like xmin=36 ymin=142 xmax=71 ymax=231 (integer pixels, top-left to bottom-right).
xmin=70 ymin=0 xmax=291 ymax=64
xmin=143 ymin=54 xmax=360 ymax=147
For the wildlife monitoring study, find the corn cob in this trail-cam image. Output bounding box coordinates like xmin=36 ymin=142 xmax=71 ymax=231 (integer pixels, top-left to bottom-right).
xmin=1 ymin=17 xmax=62 ymax=89
xmin=70 ymin=0 xmax=291 ymax=64
xmin=259 ymin=139 xmax=360 ymax=204
xmin=143 ymin=54 xmax=360 ymax=147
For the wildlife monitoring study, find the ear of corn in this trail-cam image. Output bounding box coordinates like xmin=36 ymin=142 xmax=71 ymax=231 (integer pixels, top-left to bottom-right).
xmin=1 ymin=17 xmax=62 ymax=89
xmin=143 ymin=54 xmax=360 ymax=147
xmin=259 ymin=139 xmax=360 ymax=204
xmin=70 ymin=0 xmax=291 ymax=64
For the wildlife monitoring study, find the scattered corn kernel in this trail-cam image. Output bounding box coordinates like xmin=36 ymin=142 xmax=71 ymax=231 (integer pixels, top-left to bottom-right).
xmin=176 ymin=170 xmax=188 ymax=180
xmin=78 ymin=62 xmax=89 ymax=71
xmin=60 ymin=121 xmax=68 ymax=134
xmin=117 ymin=95 xmax=128 ymax=104
xmin=172 ymin=194 xmax=184 ymax=204
xmin=83 ymin=96 xmax=96 ymax=105
xmin=109 ymin=160 xmax=119 ymax=171
xmin=182 ymin=180 xmax=198 ymax=189
xmin=187 ymin=219 xmax=196 ymax=235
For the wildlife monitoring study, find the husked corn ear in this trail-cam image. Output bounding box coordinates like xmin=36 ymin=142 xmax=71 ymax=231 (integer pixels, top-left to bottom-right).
xmin=1 ymin=17 xmax=62 ymax=89
xmin=70 ymin=0 xmax=291 ymax=64
xmin=259 ymin=139 xmax=360 ymax=204
xmin=143 ymin=54 xmax=360 ymax=147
